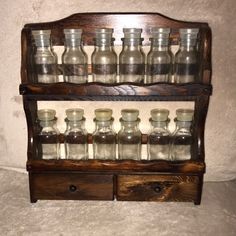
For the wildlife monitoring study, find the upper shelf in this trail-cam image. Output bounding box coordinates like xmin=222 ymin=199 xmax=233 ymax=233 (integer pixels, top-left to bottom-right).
xmin=20 ymin=82 xmax=212 ymax=101
xmin=21 ymin=13 xmax=212 ymax=85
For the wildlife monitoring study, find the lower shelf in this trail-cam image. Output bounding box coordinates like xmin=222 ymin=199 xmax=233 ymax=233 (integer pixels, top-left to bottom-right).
xmin=27 ymin=159 xmax=204 ymax=204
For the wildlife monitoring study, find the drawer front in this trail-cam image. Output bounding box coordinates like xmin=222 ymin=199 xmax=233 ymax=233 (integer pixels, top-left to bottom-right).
xmin=31 ymin=173 xmax=114 ymax=200
xmin=117 ymin=175 xmax=199 ymax=202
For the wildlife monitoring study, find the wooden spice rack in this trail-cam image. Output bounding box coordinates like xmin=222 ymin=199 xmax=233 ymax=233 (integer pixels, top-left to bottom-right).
xmin=20 ymin=13 xmax=212 ymax=204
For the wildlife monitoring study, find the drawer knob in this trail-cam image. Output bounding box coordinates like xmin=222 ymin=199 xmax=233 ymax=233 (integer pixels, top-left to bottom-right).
xmin=69 ymin=184 xmax=77 ymax=192
xmin=154 ymin=186 xmax=162 ymax=193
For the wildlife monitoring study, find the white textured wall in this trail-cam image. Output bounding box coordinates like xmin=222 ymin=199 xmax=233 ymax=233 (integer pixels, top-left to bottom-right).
xmin=0 ymin=0 xmax=235 ymax=181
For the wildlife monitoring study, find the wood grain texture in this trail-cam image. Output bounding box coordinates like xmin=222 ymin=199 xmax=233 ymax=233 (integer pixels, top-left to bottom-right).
xmin=31 ymin=172 xmax=114 ymax=200
xmin=19 ymin=83 xmax=212 ymax=101
xmin=116 ymin=174 xmax=199 ymax=202
xmin=27 ymin=159 xmax=205 ymax=174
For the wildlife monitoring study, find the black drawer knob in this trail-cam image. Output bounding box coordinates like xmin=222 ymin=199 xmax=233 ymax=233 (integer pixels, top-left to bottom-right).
xmin=69 ymin=184 xmax=77 ymax=192
xmin=153 ymin=186 xmax=162 ymax=193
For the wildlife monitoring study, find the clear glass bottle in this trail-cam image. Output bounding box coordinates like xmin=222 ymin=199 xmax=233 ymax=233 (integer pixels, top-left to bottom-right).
xmin=147 ymin=109 xmax=171 ymax=160
xmin=32 ymin=30 xmax=58 ymax=83
xmin=146 ymin=28 xmax=173 ymax=83
xmin=118 ymin=109 xmax=142 ymax=160
xmin=62 ymin=29 xmax=88 ymax=83
xmin=119 ymin=28 xmax=145 ymax=83
xmin=64 ymin=108 xmax=88 ymax=160
xmin=174 ymin=28 xmax=199 ymax=83
xmin=37 ymin=109 xmax=60 ymax=159
xmin=171 ymin=109 xmax=194 ymax=160
xmin=91 ymin=28 xmax=117 ymax=83
xmin=92 ymin=109 xmax=116 ymax=160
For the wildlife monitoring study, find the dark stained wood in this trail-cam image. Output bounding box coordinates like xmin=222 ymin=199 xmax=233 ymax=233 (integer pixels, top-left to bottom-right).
xmin=23 ymin=97 xmax=38 ymax=160
xmin=20 ymin=12 xmax=212 ymax=204
xmin=19 ymin=83 xmax=212 ymax=101
xmin=193 ymin=95 xmax=210 ymax=161
xmin=31 ymin=172 xmax=114 ymax=200
xmin=27 ymin=159 xmax=205 ymax=174
xmin=116 ymin=174 xmax=199 ymax=202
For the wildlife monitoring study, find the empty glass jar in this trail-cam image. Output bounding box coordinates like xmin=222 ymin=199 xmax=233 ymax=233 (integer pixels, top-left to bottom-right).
xmin=32 ymin=30 xmax=58 ymax=83
xmin=119 ymin=28 xmax=145 ymax=83
xmin=174 ymin=28 xmax=199 ymax=83
xmin=62 ymin=29 xmax=88 ymax=83
xmin=92 ymin=109 xmax=116 ymax=159
xmin=171 ymin=109 xmax=194 ymax=160
xmin=37 ymin=109 xmax=60 ymax=159
xmin=91 ymin=28 xmax=117 ymax=83
xmin=118 ymin=109 xmax=142 ymax=160
xmin=146 ymin=28 xmax=173 ymax=83
xmin=147 ymin=109 xmax=171 ymax=160
xmin=64 ymin=108 xmax=88 ymax=160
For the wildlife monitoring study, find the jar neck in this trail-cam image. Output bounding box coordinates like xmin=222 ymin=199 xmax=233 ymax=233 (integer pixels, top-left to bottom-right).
xmin=179 ymin=39 xmax=197 ymax=51
xmin=94 ymin=119 xmax=114 ymax=131
xmin=36 ymin=45 xmax=52 ymax=52
xmin=122 ymin=38 xmax=143 ymax=48
xmin=150 ymin=119 xmax=169 ymax=129
xmin=120 ymin=118 xmax=140 ymax=130
xmin=65 ymin=38 xmax=82 ymax=48
xmin=39 ymin=120 xmax=56 ymax=128
xmin=150 ymin=38 xmax=169 ymax=51
xmin=175 ymin=120 xmax=192 ymax=130
xmin=66 ymin=119 xmax=85 ymax=130
xmin=95 ymin=44 xmax=113 ymax=51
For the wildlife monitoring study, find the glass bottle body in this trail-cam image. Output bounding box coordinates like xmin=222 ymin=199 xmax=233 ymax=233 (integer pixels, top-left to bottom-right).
xmin=62 ymin=42 xmax=88 ymax=84
xmin=171 ymin=121 xmax=193 ymax=160
xmin=146 ymin=40 xmax=172 ymax=83
xmin=37 ymin=120 xmax=60 ymax=159
xmin=93 ymin=119 xmax=116 ymax=160
xmin=147 ymin=120 xmax=171 ymax=160
xmin=34 ymin=46 xmax=58 ymax=83
xmin=92 ymin=43 xmax=117 ymax=83
xmin=64 ymin=119 xmax=88 ymax=160
xmin=175 ymin=44 xmax=198 ymax=83
xmin=119 ymin=39 xmax=145 ymax=83
xmin=118 ymin=119 xmax=142 ymax=160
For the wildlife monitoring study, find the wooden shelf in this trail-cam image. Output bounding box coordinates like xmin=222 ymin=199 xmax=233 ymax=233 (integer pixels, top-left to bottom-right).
xmin=27 ymin=159 xmax=205 ymax=174
xmin=20 ymin=82 xmax=212 ymax=101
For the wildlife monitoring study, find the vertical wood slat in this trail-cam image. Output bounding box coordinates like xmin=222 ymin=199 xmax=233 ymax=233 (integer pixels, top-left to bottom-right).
xmin=23 ymin=97 xmax=38 ymax=160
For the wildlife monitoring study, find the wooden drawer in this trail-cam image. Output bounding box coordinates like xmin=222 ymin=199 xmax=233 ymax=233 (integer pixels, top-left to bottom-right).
xmin=30 ymin=172 xmax=114 ymax=200
xmin=116 ymin=175 xmax=199 ymax=202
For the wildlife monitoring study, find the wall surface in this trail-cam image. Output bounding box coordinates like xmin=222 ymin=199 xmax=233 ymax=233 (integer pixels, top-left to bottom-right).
xmin=0 ymin=0 xmax=235 ymax=181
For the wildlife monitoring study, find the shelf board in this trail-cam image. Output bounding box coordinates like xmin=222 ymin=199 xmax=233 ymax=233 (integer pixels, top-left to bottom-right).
xmin=20 ymin=82 xmax=212 ymax=101
xmin=27 ymin=159 xmax=205 ymax=174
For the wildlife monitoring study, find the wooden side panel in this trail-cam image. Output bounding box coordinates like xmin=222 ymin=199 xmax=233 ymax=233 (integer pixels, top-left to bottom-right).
xmin=31 ymin=172 xmax=114 ymax=200
xmin=116 ymin=175 xmax=199 ymax=202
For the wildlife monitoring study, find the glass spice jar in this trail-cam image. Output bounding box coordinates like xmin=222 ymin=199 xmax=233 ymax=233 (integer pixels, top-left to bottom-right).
xmin=64 ymin=108 xmax=88 ymax=160
xmin=92 ymin=108 xmax=116 ymax=160
xmin=118 ymin=109 xmax=142 ymax=160
xmin=62 ymin=29 xmax=88 ymax=83
xmin=91 ymin=28 xmax=117 ymax=83
xmin=37 ymin=109 xmax=60 ymax=159
xmin=32 ymin=30 xmax=58 ymax=83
